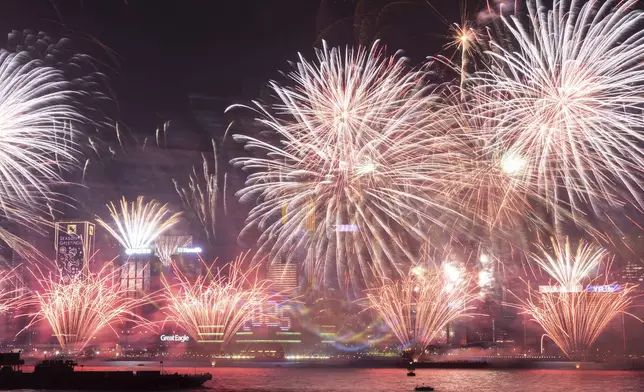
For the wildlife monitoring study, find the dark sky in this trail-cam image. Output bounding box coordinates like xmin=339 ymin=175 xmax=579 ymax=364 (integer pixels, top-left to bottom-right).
xmin=0 ymin=0 xmax=473 ymax=133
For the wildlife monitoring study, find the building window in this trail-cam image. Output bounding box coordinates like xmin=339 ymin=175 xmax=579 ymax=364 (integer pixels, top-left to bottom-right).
xmin=121 ymin=260 xmax=150 ymax=297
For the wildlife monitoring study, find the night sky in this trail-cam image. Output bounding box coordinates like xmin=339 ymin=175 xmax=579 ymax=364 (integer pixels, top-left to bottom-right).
xmin=0 ymin=0 xmax=475 ymax=135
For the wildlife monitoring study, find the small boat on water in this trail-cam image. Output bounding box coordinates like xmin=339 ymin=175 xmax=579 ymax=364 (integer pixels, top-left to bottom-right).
xmin=415 ymin=386 xmax=434 ymax=391
xmin=407 ymin=370 xmax=416 ymax=376
xmin=0 ymin=352 xmax=212 ymax=390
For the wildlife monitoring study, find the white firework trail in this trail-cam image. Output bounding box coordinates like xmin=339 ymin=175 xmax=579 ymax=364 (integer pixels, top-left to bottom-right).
xmin=174 ymin=139 xmax=220 ymax=244
xmin=96 ymin=196 xmax=182 ymax=250
xmin=0 ymin=49 xmax=89 ymax=253
xmin=229 ymin=41 xmax=470 ymax=292
xmin=155 ymin=235 xmax=192 ymax=267
xmin=471 ymin=0 xmax=644 ymax=223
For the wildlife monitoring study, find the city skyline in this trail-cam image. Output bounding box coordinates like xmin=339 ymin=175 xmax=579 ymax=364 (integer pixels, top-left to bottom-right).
xmin=0 ymin=3 xmax=644 ymax=392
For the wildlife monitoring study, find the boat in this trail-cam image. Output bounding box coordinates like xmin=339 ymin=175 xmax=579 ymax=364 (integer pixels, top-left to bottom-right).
xmin=407 ymin=370 xmax=416 ymax=376
xmin=0 ymin=353 xmax=212 ymax=390
xmin=415 ymin=386 xmax=434 ymax=391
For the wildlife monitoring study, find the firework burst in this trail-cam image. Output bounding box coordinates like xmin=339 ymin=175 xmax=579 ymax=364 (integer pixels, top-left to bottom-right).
xmin=509 ymin=236 xmax=638 ymax=359
xmin=0 ymin=49 xmax=91 ymax=252
xmin=531 ymin=237 xmax=606 ymax=288
xmin=471 ymin=0 xmax=644 ymax=220
xmin=438 ymin=99 xmax=544 ymax=239
xmin=28 ymin=265 xmax=151 ymax=350
xmin=365 ymin=266 xmax=478 ymax=358
xmin=446 ymin=21 xmax=480 ymax=94
xmin=0 ymin=268 xmax=26 ymax=314
xmin=511 ymin=285 xmax=637 ymax=359
xmin=96 ymin=196 xmax=182 ymax=250
xmin=230 ymin=41 xmax=468 ymax=292
xmin=174 ymin=139 xmax=219 ymax=244
xmin=155 ymin=236 xmax=192 ymax=267
xmin=161 ymin=255 xmax=272 ymax=346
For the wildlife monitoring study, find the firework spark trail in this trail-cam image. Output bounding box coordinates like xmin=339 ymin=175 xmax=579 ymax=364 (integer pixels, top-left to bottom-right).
xmin=27 ymin=264 xmax=152 ymax=350
xmin=155 ymin=236 xmax=192 ymax=267
xmin=0 ymin=50 xmax=89 ymax=252
xmin=96 ymin=196 xmax=182 ymax=250
xmin=510 ymin=285 xmax=638 ymax=359
xmin=509 ymin=236 xmax=638 ymax=358
xmin=0 ymin=268 xmax=26 ymax=314
xmin=445 ymin=22 xmax=480 ymax=95
xmin=531 ymin=237 xmax=606 ymax=288
xmin=438 ymin=98 xmax=544 ymax=239
xmin=471 ymin=0 xmax=644 ymax=222
xmin=174 ymin=139 xmax=219 ymax=244
xmin=161 ymin=255 xmax=272 ymax=346
xmin=230 ymin=41 xmax=470 ymax=292
xmin=365 ymin=267 xmax=478 ymax=358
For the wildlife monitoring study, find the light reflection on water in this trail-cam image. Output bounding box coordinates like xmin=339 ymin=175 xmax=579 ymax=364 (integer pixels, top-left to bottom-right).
xmin=202 ymin=367 xmax=643 ymax=392
xmin=20 ymin=365 xmax=644 ymax=392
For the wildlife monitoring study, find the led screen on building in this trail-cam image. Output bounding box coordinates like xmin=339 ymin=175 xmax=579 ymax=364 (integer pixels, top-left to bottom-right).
xmin=55 ymin=221 xmax=95 ymax=278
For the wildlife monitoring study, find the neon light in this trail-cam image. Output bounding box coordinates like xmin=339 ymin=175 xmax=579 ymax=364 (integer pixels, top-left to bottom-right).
xmin=160 ymin=334 xmax=190 ymax=343
xmin=586 ymin=284 xmax=622 ymax=293
xmin=235 ymin=332 xmax=253 ymax=335
xmin=276 ymin=332 xmax=301 ymax=335
xmin=321 ymin=340 xmax=336 ymax=343
xmin=125 ymin=248 xmax=152 ymax=255
xmin=285 ymin=355 xmax=330 ymax=360
xmin=539 ymin=285 xmax=582 ymax=293
xmin=177 ymin=247 xmax=202 ymax=254
xmin=236 ymin=339 xmax=301 ymax=343
xmin=334 ymin=224 xmax=358 ymax=232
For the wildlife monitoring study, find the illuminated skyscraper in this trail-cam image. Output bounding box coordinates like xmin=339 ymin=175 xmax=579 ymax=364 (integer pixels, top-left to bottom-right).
xmin=54 ymin=221 xmax=96 ymax=278
xmin=620 ymin=260 xmax=644 ymax=288
xmin=120 ymin=258 xmax=151 ymax=297
xmin=267 ymin=258 xmax=298 ymax=294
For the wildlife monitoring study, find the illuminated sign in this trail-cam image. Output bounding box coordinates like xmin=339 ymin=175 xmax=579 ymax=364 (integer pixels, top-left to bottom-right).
xmin=245 ymin=301 xmax=292 ymax=331
xmin=125 ymin=248 xmax=153 ymax=255
xmin=160 ymin=334 xmax=190 ymax=343
xmin=586 ymin=284 xmax=622 ymax=293
xmin=335 ymin=224 xmax=359 ymax=232
xmin=55 ymin=221 xmax=96 ymax=278
xmin=176 ymin=247 xmax=202 ymax=254
xmin=539 ymin=285 xmax=582 ymax=293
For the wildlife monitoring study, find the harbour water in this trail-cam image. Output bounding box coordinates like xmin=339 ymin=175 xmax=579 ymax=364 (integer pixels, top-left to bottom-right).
xmin=199 ymin=367 xmax=644 ymax=392
xmin=26 ymin=365 xmax=641 ymax=392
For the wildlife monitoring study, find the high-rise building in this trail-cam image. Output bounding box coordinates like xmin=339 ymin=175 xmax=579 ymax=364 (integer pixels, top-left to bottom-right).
xmin=120 ymin=258 xmax=151 ymax=297
xmin=267 ymin=259 xmax=298 ymax=294
xmin=54 ymin=221 xmax=96 ymax=278
xmin=221 ymin=257 xmax=303 ymax=354
xmin=620 ymin=260 xmax=644 ymax=287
